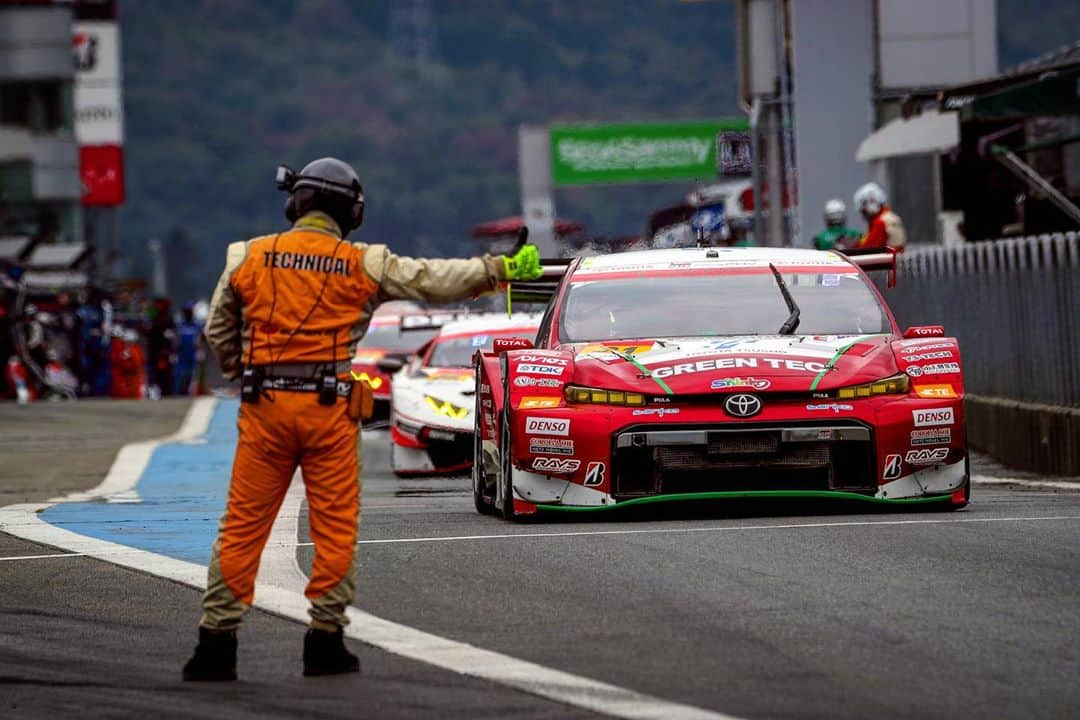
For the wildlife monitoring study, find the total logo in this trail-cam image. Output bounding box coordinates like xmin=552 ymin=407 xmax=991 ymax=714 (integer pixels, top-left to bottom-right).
xmin=710 ymin=376 xmax=771 ymax=391
xmin=532 ymin=457 xmax=580 ymax=474
xmin=905 ymin=447 xmax=949 ymax=465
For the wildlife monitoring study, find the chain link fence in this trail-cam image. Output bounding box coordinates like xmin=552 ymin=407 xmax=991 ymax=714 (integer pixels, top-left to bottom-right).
xmin=880 ymin=232 xmax=1080 ymax=408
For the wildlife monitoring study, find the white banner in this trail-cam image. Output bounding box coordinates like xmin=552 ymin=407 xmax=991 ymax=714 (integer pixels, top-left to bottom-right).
xmin=74 ymin=21 xmax=124 ymax=145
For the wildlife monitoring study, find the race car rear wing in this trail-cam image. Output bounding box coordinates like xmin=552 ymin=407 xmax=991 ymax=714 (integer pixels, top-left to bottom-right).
xmin=506 ymin=262 xmax=570 ymax=305
xmin=398 ymin=311 xmax=474 ymax=331
xmin=835 ymin=247 xmax=899 ymax=287
xmin=491 ymin=226 xmax=572 ymax=307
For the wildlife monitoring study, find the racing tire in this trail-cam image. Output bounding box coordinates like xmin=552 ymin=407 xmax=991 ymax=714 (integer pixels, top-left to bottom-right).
xmin=498 ymin=402 xmax=521 ymax=522
xmin=472 ymin=370 xmax=496 ymax=515
xmin=389 ymin=443 xmax=409 ymax=480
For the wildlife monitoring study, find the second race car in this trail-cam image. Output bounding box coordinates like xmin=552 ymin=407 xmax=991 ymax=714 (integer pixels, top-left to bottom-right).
xmin=389 ymin=312 xmax=541 ymax=477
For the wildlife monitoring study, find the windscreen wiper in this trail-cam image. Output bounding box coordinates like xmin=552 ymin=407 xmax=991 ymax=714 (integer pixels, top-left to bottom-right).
xmin=768 ymin=263 xmax=800 ymax=335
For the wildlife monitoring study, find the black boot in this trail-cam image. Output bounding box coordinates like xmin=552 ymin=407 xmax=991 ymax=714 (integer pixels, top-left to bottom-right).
xmin=303 ymin=627 xmax=360 ymax=677
xmin=182 ymin=627 xmax=238 ymax=682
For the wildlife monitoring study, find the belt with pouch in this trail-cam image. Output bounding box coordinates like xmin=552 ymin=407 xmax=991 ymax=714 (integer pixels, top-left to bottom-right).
xmin=260 ymin=375 xmax=352 ymax=397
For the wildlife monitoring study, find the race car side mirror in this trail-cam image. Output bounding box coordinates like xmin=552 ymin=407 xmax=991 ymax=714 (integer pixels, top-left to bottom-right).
xmin=493 ymin=337 xmax=533 ymax=352
xmin=903 ymin=325 xmax=945 ymax=339
xmin=376 ymin=356 xmax=405 ymax=374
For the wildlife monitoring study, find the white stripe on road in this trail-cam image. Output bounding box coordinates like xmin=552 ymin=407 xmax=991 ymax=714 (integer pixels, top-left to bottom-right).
xmin=292 ymin=514 xmax=1080 ymax=547
xmin=0 ymin=399 xmax=739 ymax=720
xmin=0 ymin=551 xmax=83 ymax=562
xmin=973 ymin=475 xmax=1080 ymax=490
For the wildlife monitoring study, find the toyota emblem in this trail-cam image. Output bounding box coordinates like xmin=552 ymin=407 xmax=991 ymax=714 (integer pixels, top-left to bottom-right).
xmin=724 ymin=393 xmax=762 ymax=418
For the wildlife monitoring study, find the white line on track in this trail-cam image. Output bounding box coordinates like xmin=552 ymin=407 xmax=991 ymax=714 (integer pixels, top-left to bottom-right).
xmin=0 ymin=398 xmax=739 ymax=720
xmin=973 ymin=475 xmax=1080 ymax=490
xmin=0 ymin=552 xmax=83 ymax=562
xmin=292 ymin=514 xmax=1080 ymax=547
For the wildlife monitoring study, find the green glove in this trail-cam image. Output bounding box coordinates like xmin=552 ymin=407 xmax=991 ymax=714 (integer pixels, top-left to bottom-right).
xmin=503 ymin=244 xmax=542 ymax=281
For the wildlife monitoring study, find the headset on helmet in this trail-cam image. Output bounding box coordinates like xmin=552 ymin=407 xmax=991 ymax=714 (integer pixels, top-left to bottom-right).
xmin=276 ymin=157 xmax=365 ymax=234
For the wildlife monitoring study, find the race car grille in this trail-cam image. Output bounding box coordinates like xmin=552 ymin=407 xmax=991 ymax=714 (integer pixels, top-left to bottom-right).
xmin=425 ymin=431 xmax=472 ymax=472
xmin=612 ymin=424 xmax=875 ymax=499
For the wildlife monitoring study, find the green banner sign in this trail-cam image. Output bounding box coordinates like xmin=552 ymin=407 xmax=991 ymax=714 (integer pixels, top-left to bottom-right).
xmin=549 ymin=119 xmax=749 ymax=186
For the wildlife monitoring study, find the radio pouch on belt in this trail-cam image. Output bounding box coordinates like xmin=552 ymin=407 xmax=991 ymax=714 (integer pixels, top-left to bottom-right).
xmin=318 ymin=370 xmax=337 ymax=406
xmin=348 ymin=378 xmax=374 ymax=421
xmin=240 ymin=366 xmax=264 ymax=404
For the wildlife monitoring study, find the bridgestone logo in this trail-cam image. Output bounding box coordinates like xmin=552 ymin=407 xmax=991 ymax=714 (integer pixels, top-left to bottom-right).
xmin=525 ymin=417 xmax=570 ymax=436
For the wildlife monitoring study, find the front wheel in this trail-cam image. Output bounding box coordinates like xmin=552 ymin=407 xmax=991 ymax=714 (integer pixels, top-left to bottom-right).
xmin=498 ymin=404 xmax=520 ymax=521
xmin=472 ymin=371 xmax=496 ymax=515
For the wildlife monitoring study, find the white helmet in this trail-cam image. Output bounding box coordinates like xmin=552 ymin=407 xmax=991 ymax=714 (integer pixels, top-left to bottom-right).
xmin=854 ymin=183 xmax=887 ymax=215
xmin=824 ymin=198 xmax=847 ymax=225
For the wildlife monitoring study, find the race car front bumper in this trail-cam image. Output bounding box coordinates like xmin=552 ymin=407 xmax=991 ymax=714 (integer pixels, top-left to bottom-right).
xmin=391 ymin=417 xmax=472 ymax=475
xmin=508 ymin=398 xmax=967 ymax=509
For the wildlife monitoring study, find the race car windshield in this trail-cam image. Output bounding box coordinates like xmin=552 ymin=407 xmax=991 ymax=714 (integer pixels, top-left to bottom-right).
xmin=357 ymin=324 xmax=438 ymax=352
xmin=428 ymin=331 xmax=535 ymax=368
xmin=559 ymin=272 xmax=889 ymax=341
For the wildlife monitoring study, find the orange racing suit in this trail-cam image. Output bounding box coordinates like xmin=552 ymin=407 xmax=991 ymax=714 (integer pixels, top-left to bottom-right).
xmin=202 ymin=211 xmax=505 ymax=630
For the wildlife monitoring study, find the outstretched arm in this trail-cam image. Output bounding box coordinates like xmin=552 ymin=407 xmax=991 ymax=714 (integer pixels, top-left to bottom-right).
xmin=361 ymin=244 xmax=541 ymax=304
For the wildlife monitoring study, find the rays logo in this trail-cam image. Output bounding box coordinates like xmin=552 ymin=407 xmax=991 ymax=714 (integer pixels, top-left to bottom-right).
xmin=532 ymin=457 xmax=580 ymax=474
xmin=905 ymin=448 xmax=949 ymax=465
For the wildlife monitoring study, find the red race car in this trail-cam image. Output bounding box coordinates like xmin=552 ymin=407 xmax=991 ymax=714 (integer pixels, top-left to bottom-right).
xmin=473 ymin=247 xmax=969 ymax=520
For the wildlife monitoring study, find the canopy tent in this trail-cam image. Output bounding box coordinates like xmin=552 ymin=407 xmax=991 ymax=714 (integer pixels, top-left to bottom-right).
xmin=856 ymin=110 xmax=960 ymax=162
xmin=961 ymin=67 xmax=1080 ymax=121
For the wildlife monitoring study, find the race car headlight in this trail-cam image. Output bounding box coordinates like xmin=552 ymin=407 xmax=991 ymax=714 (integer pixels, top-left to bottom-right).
xmin=424 ymin=395 xmax=469 ymax=419
xmin=834 ymin=374 xmax=909 ymax=399
xmin=565 ymin=384 xmax=647 ymax=406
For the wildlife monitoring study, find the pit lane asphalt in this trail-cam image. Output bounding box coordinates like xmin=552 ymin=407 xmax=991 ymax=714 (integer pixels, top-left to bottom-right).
xmin=2 ymin=408 xmax=1078 ymax=719
xmin=295 ymin=434 xmax=1080 ymax=720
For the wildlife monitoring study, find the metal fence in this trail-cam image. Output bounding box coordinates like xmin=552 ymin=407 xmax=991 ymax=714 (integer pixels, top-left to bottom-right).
xmin=880 ymin=232 xmax=1080 ymax=408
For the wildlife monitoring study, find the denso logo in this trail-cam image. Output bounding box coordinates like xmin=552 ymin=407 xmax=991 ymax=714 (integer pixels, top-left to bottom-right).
xmin=525 ymin=417 xmax=570 ymax=436
xmin=912 ymin=408 xmax=954 ymax=427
